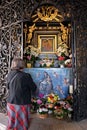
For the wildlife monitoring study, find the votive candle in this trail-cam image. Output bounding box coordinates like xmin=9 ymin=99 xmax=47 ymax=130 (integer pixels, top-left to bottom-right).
xmin=69 ymin=85 xmax=73 ymax=94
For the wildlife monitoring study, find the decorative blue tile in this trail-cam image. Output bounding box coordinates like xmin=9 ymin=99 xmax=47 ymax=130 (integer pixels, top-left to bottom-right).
xmin=24 ymin=68 xmax=72 ymax=99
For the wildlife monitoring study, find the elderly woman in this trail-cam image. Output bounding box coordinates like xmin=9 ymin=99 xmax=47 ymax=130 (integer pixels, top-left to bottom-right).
xmin=6 ymin=58 xmax=37 ymax=130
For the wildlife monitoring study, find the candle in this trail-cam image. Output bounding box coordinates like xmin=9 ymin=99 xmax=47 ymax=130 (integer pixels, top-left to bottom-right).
xmin=69 ymin=85 xmax=73 ymax=94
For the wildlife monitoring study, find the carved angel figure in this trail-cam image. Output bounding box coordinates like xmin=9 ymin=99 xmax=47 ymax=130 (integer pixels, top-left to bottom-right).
xmin=27 ymin=24 xmax=36 ymax=43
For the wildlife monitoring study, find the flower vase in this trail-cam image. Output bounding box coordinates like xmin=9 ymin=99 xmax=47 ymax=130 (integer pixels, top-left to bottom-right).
xmin=27 ymin=63 xmax=32 ymax=68
xmin=39 ymin=114 xmax=48 ymax=119
xmin=56 ymin=115 xmax=63 ymax=119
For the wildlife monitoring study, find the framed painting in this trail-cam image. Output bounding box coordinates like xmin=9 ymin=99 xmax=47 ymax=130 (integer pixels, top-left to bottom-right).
xmin=38 ymin=35 xmax=57 ymax=53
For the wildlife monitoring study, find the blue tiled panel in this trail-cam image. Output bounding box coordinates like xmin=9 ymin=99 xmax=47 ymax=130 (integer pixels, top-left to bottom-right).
xmin=24 ymin=68 xmax=72 ymax=99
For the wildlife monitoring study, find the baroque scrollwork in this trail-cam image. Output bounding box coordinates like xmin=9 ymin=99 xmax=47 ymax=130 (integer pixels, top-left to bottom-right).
xmin=0 ymin=0 xmax=23 ymax=113
xmin=11 ymin=23 xmax=23 ymax=58
xmin=32 ymin=6 xmax=64 ymax=22
xmin=11 ymin=0 xmax=23 ymax=23
xmin=0 ymin=28 xmax=10 ymax=112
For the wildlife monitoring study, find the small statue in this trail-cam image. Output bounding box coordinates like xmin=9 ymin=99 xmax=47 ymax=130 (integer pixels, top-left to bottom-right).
xmin=27 ymin=23 xmax=36 ymax=43
xmin=60 ymin=23 xmax=68 ymax=43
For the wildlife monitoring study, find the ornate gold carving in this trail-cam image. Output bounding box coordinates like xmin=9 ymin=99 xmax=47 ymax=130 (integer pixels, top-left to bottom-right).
xmin=27 ymin=23 xmax=37 ymax=43
xmin=32 ymin=6 xmax=63 ymax=22
xmin=60 ymin=23 xmax=69 ymax=43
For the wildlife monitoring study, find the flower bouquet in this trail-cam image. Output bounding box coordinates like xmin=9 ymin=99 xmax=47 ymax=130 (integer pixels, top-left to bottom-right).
xmin=56 ymin=42 xmax=70 ymax=67
xmin=47 ymin=93 xmax=59 ymax=103
xmin=46 ymin=93 xmax=59 ymax=114
xmin=31 ymin=93 xmax=45 ymax=113
xmin=38 ymin=104 xmax=48 ymax=119
xmin=56 ymin=43 xmax=69 ymax=57
xmin=31 ymin=93 xmax=73 ymax=120
xmin=65 ymin=96 xmax=73 ymax=118
xmin=24 ymin=45 xmax=40 ymax=67
xmin=58 ymin=55 xmax=65 ymax=67
xmin=53 ymin=96 xmax=73 ymax=119
xmin=54 ymin=108 xmax=64 ymax=119
xmin=26 ymin=55 xmax=36 ymax=67
xmin=60 ymin=100 xmax=73 ymax=119
xmin=31 ymin=97 xmax=40 ymax=113
xmin=39 ymin=59 xmax=54 ymax=68
xmin=64 ymin=54 xmax=72 ymax=68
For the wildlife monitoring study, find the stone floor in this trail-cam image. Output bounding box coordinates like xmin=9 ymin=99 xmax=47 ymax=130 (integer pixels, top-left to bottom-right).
xmin=0 ymin=113 xmax=87 ymax=130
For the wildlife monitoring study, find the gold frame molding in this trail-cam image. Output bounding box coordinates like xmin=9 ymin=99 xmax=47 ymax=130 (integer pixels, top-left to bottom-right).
xmin=38 ymin=34 xmax=57 ymax=53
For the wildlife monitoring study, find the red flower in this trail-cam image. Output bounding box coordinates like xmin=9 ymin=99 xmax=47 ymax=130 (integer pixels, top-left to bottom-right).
xmin=58 ymin=56 xmax=65 ymax=61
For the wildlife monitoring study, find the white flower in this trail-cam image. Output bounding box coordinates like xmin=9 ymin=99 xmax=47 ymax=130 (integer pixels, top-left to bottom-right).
xmin=65 ymin=59 xmax=71 ymax=65
xmin=56 ymin=43 xmax=69 ymax=56
xmin=43 ymin=108 xmax=48 ymax=112
xmin=68 ymin=107 xmax=73 ymax=111
xmin=69 ymin=54 xmax=72 ymax=58
xmin=24 ymin=45 xmax=40 ymax=57
xmin=39 ymin=108 xmax=43 ymax=113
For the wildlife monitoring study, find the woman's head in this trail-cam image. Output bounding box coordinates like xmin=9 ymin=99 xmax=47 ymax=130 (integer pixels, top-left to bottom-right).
xmin=11 ymin=58 xmax=25 ymax=70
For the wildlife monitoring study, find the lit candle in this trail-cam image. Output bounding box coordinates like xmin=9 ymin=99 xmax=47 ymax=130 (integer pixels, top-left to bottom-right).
xmin=69 ymin=85 xmax=73 ymax=94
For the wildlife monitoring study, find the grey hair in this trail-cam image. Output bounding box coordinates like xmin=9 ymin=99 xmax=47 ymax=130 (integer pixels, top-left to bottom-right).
xmin=11 ymin=58 xmax=25 ymax=70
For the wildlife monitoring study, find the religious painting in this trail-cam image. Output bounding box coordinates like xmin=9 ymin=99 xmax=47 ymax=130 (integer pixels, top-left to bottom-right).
xmin=38 ymin=35 xmax=57 ymax=53
xmin=24 ymin=68 xmax=72 ymax=99
xmin=41 ymin=38 xmax=53 ymax=52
